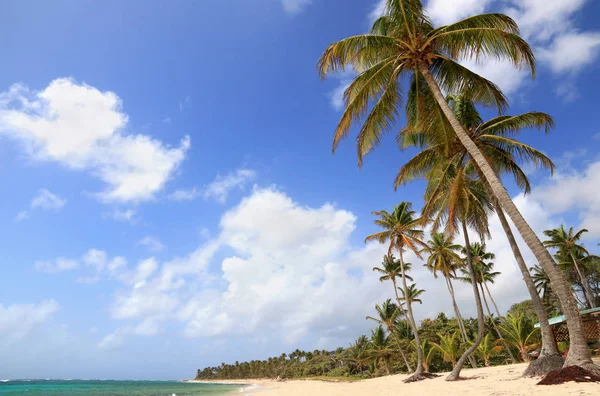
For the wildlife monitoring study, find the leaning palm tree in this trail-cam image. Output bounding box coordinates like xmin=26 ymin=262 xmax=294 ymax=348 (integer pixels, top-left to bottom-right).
xmin=318 ymin=0 xmax=592 ymax=370
xmin=396 ymin=93 xmax=561 ymax=372
xmin=366 ymin=202 xmax=431 ymax=381
xmin=460 ymin=243 xmax=517 ymax=364
xmin=421 ymin=160 xmax=491 ymax=380
xmin=366 ymin=299 xmax=413 ymax=371
xmin=543 ymin=226 xmax=597 ymax=308
xmin=423 ymin=232 xmax=476 ymax=368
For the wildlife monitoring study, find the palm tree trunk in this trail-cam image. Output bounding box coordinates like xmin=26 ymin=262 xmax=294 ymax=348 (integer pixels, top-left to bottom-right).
xmin=447 ymin=222 xmax=485 ymax=381
xmin=569 ymin=252 xmax=596 ymax=308
xmin=399 ymin=250 xmax=425 ymax=375
xmin=390 ymin=276 xmax=414 ymax=373
xmin=480 ymin=282 xmax=518 ymax=363
xmin=419 ymin=65 xmax=594 ymax=369
xmin=484 ymin=282 xmax=502 ymax=320
xmin=393 ymin=333 xmax=413 ymax=372
xmin=491 ymin=200 xmax=559 ymax=359
xmin=446 ymin=276 xmax=477 ymax=368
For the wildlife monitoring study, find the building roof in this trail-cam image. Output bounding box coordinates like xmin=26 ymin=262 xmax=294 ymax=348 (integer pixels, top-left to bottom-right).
xmin=534 ymin=307 xmax=600 ymax=328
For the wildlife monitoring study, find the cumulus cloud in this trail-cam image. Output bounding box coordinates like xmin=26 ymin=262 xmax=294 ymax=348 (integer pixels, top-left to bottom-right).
xmin=16 ymin=189 xmax=66 ymax=221
xmin=426 ymin=0 xmax=493 ymax=26
xmin=169 ymin=168 xmax=256 ymax=203
xmin=281 ymin=0 xmax=311 ymax=15
xmin=537 ymin=32 xmax=600 ymax=74
xmin=532 ymin=159 xmax=600 ymax=238
xmin=0 ymin=78 xmax=190 ymax=202
xmin=0 ymin=300 xmax=59 ymax=344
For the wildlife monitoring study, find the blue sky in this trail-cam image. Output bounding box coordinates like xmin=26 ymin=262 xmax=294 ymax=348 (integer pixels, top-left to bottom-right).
xmin=1 ymin=0 xmax=600 ymax=380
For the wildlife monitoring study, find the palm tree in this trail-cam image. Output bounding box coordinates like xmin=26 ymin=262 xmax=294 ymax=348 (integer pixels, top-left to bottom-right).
xmin=399 ymin=283 xmax=425 ymax=304
xmin=423 ymin=232 xmax=477 ymax=368
xmin=499 ymin=313 xmax=540 ymax=362
xmin=318 ymin=0 xmax=592 ymax=369
xmin=366 ymin=202 xmax=430 ymax=381
xmin=366 ymin=299 xmax=413 ymax=371
xmin=476 ymin=334 xmax=503 ymax=367
xmin=397 ymin=93 xmax=561 ymax=369
xmin=460 ymin=243 xmax=517 ymax=364
xmin=433 ymin=331 xmax=462 ymax=367
xmin=543 ymin=226 xmax=597 ymax=308
xmin=368 ymin=325 xmax=394 ymax=375
xmin=420 ymin=160 xmax=491 ymax=380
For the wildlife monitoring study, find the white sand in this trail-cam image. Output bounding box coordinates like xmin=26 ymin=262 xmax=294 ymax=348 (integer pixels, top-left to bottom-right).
xmin=191 ymin=362 xmax=600 ymax=395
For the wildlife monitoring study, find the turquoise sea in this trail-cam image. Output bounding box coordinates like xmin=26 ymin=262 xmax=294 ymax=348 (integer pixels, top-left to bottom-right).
xmin=0 ymin=380 xmax=246 ymax=395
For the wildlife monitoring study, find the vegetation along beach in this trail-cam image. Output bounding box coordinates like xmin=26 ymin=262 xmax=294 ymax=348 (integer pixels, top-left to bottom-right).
xmin=1 ymin=0 xmax=600 ymax=395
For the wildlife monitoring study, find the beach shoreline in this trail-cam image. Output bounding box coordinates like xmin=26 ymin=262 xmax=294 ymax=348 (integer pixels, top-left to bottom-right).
xmin=186 ymin=362 xmax=600 ymax=396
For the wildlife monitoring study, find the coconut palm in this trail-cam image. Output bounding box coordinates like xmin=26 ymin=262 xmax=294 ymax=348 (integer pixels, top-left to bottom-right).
xmin=366 ymin=202 xmax=429 ymax=380
xmin=476 ymin=334 xmax=503 ymax=367
xmin=397 ymin=92 xmax=562 ymax=372
xmin=366 ymin=299 xmax=413 ymax=371
xmin=397 ymin=93 xmax=561 ymax=369
xmin=368 ymin=325 xmax=394 ymax=375
xmin=318 ymin=0 xmax=592 ymax=369
xmin=499 ymin=313 xmax=540 ymax=362
xmin=543 ymin=226 xmax=597 ymax=308
xmin=420 ymin=160 xmax=491 ymax=380
xmin=399 ymin=283 xmax=425 ymax=305
xmin=423 ymin=232 xmax=477 ymax=368
xmin=459 ymin=243 xmax=517 ymax=364
xmin=433 ymin=331 xmax=462 ymax=367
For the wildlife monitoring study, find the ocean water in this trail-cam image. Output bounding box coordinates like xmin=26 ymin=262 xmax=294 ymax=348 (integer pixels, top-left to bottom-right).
xmin=0 ymin=380 xmax=246 ymax=395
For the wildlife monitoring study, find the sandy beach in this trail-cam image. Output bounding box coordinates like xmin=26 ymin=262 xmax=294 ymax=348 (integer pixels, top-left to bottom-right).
xmin=190 ymin=362 xmax=600 ymax=396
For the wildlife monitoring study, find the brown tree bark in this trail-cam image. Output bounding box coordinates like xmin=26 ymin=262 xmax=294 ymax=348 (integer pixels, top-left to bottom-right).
xmin=447 ymin=223 xmax=485 ymax=380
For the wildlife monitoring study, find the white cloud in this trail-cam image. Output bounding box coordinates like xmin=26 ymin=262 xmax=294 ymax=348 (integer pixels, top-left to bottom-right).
xmin=0 ymin=300 xmax=59 ymax=344
xmin=0 ymin=78 xmax=190 ymax=202
xmin=504 ymin=0 xmax=588 ymax=42
xmin=460 ymin=57 xmax=530 ymax=96
xmin=83 ymin=249 xmax=127 ymax=274
xmin=31 ymin=189 xmax=67 ymax=210
xmin=16 ymin=189 xmax=66 ymax=221
xmin=35 ymin=258 xmax=79 ymax=273
xmin=531 ymin=159 xmax=600 ymax=238
xmin=170 ymin=168 xmax=256 ymax=203
xmin=537 ymin=32 xmax=600 ymax=74
xmin=109 ymin=208 xmax=137 ymax=223
xmin=426 ymin=0 xmax=493 ymax=26
xmin=368 ymin=0 xmax=387 ymax=24
xmin=168 ymin=187 xmax=200 ymax=201
xmin=137 ymin=236 xmax=166 ymax=253
xmin=281 ymin=0 xmax=311 ymax=15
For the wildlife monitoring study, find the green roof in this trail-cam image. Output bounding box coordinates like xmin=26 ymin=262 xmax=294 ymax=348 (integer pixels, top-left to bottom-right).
xmin=534 ymin=307 xmax=600 ymax=328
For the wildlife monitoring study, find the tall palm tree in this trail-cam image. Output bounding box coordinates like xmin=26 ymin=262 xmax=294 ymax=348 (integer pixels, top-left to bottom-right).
xmin=421 ymin=160 xmax=491 ymax=380
xmin=423 ymin=232 xmax=476 ymax=367
xmin=366 ymin=299 xmax=413 ymax=371
xmin=543 ymin=226 xmax=597 ymax=308
xmin=318 ymin=0 xmax=592 ymax=369
xmin=366 ymin=202 xmax=430 ymax=381
xmin=397 ymin=93 xmax=561 ymax=368
xmin=460 ymin=243 xmax=517 ymax=364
